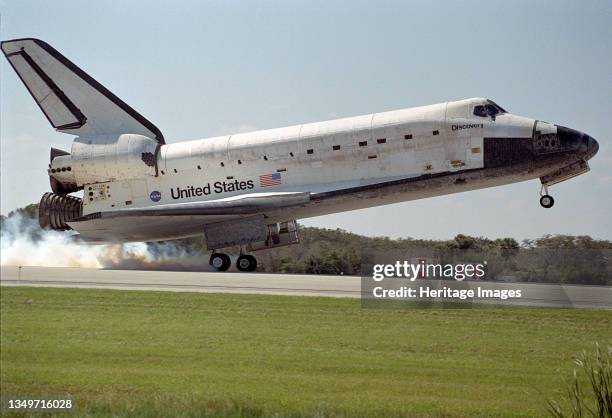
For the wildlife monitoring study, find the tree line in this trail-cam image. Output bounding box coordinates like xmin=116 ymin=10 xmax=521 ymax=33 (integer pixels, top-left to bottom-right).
xmin=2 ymin=203 xmax=610 ymax=284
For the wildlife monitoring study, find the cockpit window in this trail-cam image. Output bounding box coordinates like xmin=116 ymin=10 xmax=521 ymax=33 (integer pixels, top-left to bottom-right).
xmin=485 ymin=104 xmax=499 ymax=116
xmin=486 ymin=100 xmax=507 ymax=113
xmin=473 ymin=105 xmax=487 ymax=117
xmin=474 ymin=100 xmax=507 ymax=118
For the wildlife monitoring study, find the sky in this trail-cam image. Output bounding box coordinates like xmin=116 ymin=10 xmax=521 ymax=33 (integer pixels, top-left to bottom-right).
xmin=1 ymin=0 xmax=611 ymax=240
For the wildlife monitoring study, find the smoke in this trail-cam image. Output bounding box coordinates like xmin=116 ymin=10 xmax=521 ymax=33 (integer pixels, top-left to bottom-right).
xmin=0 ymin=213 xmax=213 ymax=271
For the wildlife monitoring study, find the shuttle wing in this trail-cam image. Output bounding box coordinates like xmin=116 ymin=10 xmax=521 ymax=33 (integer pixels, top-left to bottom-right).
xmin=1 ymin=38 xmax=164 ymax=143
xmin=70 ymin=192 xmax=309 ymax=223
xmin=67 ymin=192 xmax=311 ymax=243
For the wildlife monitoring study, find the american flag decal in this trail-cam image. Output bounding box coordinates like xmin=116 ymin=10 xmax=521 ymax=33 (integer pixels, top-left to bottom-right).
xmin=259 ymin=172 xmax=282 ymax=187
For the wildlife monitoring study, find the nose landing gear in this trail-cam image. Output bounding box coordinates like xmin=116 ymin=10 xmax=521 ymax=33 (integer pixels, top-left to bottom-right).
xmin=539 ymin=185 xmax=555 ymax=209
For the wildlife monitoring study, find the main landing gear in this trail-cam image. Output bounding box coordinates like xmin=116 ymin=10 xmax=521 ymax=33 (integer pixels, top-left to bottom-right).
xmin=207 ymin=221 xmax=299 ymax=272
xmin=209 ymin=252 xmax=257 ymax=272
xmin=236 ymin=254 xmax=257 ymax=272
xmin=209 ymin=252 xmax=231 ymax=271
xmin=539 ymin=185 xmax=555 ymax=209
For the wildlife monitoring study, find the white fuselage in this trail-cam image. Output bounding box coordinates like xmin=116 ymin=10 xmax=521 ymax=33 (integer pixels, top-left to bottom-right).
xmin=77 ymin=98 xmax=534 ymax=217
xmin=48 ymin=96 xmax=597 ymax=243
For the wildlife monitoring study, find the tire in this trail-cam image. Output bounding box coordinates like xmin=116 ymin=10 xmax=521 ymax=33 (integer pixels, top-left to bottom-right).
xmin=539 ymin=195 xmax=555 ymax=209
xmin=209 ymin=253 xmax=231 ymax=271
xmin=236 ymin=254 xmax=257 ymax=272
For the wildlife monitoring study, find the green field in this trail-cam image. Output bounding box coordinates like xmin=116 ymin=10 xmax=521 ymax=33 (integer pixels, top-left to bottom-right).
xmin=1 ymin=286 xmax=610 ymax=417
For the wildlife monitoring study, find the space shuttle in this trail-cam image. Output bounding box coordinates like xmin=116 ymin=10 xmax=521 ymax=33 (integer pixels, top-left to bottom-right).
xmin=2 ymin=38 xmax=599 ymax=271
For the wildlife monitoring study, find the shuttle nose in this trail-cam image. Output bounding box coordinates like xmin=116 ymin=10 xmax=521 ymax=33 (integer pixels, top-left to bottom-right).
xmin=586 ymin=136 xmax=599 ymax=159
xmin=555 ymin=125 xmax=598 ymax=159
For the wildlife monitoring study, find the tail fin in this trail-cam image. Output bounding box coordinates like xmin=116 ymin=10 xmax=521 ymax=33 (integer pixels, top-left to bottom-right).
xmin=1 ymin=38 xmax=164 ymax=143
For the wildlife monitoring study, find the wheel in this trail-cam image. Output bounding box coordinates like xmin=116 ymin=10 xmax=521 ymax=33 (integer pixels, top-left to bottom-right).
xmin=539 ymin=194 xmax=555 ymax=209
xmin=236 ymin=254 xmax=257 ymax=272
xmin=209 ymin=253 xmax=231 ymax=271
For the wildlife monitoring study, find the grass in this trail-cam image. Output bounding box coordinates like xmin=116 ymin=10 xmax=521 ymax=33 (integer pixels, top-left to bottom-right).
xmin=1 ymin=286 xmax=611 ymax=417
xmin=547 ymin=343 xmax=612 ymax=417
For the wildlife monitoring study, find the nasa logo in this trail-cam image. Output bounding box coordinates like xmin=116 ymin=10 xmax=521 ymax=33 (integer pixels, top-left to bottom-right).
xmin=150 ymin=190 xmax=161 ymax=202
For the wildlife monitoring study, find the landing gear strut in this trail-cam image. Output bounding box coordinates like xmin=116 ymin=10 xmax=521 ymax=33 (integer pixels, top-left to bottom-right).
xmin=539 ymin=185 xmax=555 ymax=209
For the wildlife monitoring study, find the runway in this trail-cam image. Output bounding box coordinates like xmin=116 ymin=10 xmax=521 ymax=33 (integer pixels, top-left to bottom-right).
xmin=1 ymin=265 xmax=611 ymax=308
xmin=0 ymin=265 xmax=360 ymax=298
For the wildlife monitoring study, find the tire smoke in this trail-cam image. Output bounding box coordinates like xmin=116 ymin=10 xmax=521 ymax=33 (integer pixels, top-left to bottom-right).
xmin=1 ymin=213 xmax=212 ymax=271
